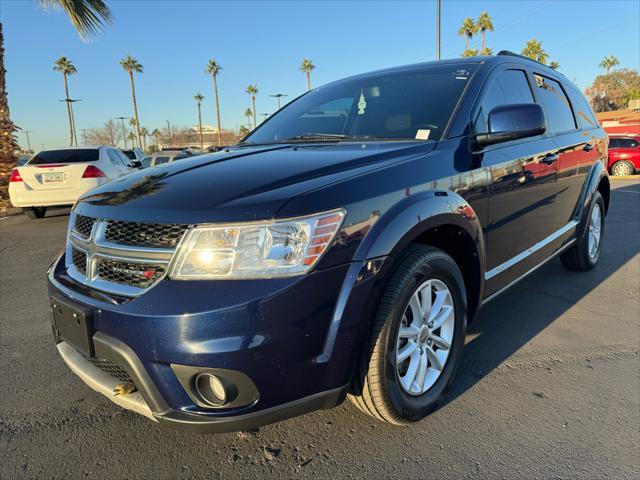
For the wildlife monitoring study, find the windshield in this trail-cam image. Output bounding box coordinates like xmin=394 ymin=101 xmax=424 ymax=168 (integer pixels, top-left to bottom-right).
xmin=122 ymin=150 xmax=137 ymax=160
xmin=28 ymin=148 xmax=99 ymax=165
xmin=244 ymin=64 xmax=477 ymax=144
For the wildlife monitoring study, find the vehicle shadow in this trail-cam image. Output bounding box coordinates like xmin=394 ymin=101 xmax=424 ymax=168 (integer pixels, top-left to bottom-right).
xmin=444 ymin=181 xmax=639 ymax=406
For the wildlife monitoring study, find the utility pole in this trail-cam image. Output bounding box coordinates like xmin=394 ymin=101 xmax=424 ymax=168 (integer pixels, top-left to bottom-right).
xmin=269 ymin=93 xmax=288 ymax=110
xmin=79 ymin=128 xmax=89 ymax=145
xmin=436 ymin=0 xmax=441 ymax=60
xmin=116 ymin=116 xmax=129 ymax=148
xmin=166 ymin=120 xmax=173 ymax=146
xmin=22 ymin=130 xmax=33 ymax=152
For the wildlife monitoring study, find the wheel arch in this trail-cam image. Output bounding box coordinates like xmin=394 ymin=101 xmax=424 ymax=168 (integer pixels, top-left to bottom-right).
xmin=355 ymin=190 xmax=485 ymax=322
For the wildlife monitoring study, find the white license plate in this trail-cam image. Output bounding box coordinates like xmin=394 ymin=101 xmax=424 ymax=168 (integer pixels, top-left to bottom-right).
xmin=43 ymin=173 xmax=65 ymax=183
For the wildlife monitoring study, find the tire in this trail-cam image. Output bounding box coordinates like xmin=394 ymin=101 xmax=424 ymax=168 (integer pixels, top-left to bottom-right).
xmin=610 ymin=161 xmax=635 ymax=177
xmin=23 ymin=207 xmax=47 ymax=219
xmin=348 ymin=245 xmax=467 ymax=424
xmin=560 ymin=191 xmax=605 ymax=271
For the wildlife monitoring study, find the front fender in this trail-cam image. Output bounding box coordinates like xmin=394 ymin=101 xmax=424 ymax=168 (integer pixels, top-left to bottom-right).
xmin=354 ymin=190 xmax=485 ymax=267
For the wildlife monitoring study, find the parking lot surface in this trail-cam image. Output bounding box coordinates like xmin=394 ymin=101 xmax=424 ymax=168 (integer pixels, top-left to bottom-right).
xmin=1 ymin=180 xmax=638 ymax=479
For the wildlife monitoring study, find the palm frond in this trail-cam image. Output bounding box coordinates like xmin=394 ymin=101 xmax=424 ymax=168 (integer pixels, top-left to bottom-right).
xmin=39 ymin=0 xmax=112 ymax=41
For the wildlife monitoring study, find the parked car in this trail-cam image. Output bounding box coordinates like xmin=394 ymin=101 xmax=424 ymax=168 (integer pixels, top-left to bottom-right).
xmin=48 ymin=52 xmax=609 ymax=432
xmin=9 ymin=146 xmax=139 ymax=219
xmin=607 ymin=134 xmax=639 ymax=176
xmin=140 ymin=156 xmax=152 ymax=169
xmin=17 ymin=155 xmax=30 ymax=166
xmin=149 ymin=151 xmax=190 ymax=167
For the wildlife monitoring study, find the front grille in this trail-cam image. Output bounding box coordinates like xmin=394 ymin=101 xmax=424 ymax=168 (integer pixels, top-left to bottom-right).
xmin=71 ymin=248 xmax=87 ymax=273
xmin=88 ymin=357 xmax=134 ymax=384
xmin=74 ymin=215 xmax=95 ymax=238
xmin=96 ymin=259 xmax=165 ymax=288
xmin=104 ymin=220 xmax=188 ymax=248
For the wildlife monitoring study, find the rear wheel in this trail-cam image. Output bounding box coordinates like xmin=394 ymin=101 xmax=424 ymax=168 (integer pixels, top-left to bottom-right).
xmin=348 ymin=245 xmax=467 ymax=424
xmin=610 ymin=161 xmax=635 ymax=177
xmin=23 ymin=207 xmax=47 ymax=219
xmin=561 ymin=191 xmax=605 ymax=271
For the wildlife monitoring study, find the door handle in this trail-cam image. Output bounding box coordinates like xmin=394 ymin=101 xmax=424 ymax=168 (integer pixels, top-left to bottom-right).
xmin=583 ymin=143 xmax=594 ymax=152
xmin=541 ymin=153 xmax=559 ymax=165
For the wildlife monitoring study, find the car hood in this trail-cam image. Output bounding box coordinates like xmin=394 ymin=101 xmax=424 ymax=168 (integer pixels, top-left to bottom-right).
xmin=76 ymin=142 xmax=435 ymax=223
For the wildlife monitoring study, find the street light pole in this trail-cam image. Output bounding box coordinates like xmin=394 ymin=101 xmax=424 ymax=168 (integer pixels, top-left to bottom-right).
xmin=22 ymin=130 xmax=33 ymax=152
xmin=79 ymin=128 xmax=89 ymax=145
xmin=166 ymin=120 xmax=173 ymax=146
xmin=436 ymin=0 xmax=441 ymax=60
xmin=269 ymin=93 xmax=288 ymax=110
xmin=116 ymin=116 xmax=129 ymax=149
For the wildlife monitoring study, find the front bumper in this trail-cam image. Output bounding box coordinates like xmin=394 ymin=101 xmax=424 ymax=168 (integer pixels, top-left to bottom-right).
xmin=48 ymin=252 xmax=390 ymax=432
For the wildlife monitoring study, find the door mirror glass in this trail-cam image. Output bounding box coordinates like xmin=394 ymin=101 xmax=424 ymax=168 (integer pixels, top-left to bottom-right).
xmin=129 ymin=160 xmax=142 ymax=169
xmin=474 ymin=103 xmax=546 ymax=147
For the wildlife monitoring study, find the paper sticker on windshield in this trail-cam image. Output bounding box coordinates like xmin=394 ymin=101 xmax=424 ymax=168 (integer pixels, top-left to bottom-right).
xmin=453 ymin=69 xmax=469 ymax=80
xmin=415 ymin=129 xmax=430 ymax=140
xmin=358 ymin=90 xmax=367 ymax=115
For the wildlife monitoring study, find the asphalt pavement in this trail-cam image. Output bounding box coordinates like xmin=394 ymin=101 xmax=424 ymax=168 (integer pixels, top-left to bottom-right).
xmin=1 ymin=180 xmax=638 ymax=479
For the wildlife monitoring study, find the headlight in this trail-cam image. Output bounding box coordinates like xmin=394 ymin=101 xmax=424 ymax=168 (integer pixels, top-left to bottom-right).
xmin=169 ymin=209 xmax=345 ymax=279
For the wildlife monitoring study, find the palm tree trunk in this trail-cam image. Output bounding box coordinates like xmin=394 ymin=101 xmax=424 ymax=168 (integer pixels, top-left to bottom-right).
xmin=63 ymin=73 xmax=73 ymax=146
xmin=306 ymin=72 xmax=311 ymax=92
xmin=128 ymin=70 xmax=142 ymax=149
xmin=69 ymin=101 xmax=78 ymax=146
xmin=481 ymin=31 xmax=485 ymax=51
xmin=251 ymin=96 xmax=256 ymax=130
xmin=197 ymin=103 xmax=203 ymax=149
xmin=213 ymin=74 xmax=222 ymax=146
xmin=465 ymin=35 xmax=469 ymax=51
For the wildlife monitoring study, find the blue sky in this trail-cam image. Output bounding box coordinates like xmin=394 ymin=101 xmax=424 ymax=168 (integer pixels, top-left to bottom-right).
xmin=3 ymin=0 xmax=639 ymax=150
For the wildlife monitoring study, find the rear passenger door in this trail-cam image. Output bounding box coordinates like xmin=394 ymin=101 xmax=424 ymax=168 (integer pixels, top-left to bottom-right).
xmin=531 ymin=74 xmax=598 ymax=230
xmin=472 ymin=66 xmax=559 ymax=287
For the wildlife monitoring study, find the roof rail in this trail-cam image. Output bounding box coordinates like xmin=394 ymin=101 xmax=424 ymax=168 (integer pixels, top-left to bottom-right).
xmin=497 ymin=50 xmax=548 ymax=67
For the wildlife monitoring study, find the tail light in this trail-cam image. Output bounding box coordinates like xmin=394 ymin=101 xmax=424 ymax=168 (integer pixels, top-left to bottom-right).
xmin=82 ymin=165 xmax=105 ymax=178
xmin=9 ymin=169 xmax=23 ymax=182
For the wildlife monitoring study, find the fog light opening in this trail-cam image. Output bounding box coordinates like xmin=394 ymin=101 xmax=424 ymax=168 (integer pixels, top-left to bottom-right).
xmin=195 ymin=373 xmax=228 ymax=407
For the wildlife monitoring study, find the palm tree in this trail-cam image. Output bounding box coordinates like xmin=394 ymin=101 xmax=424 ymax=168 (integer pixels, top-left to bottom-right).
xmin=206 ymin=59 xmax=223 ymax=146
xmin=599 ymin=55 xmax=619 ymax=74
xmin=461 ymin=49 xmax=479 ymax=57
xmin=299 ymin=58 xmax=315 ymax=92
xmin=38 ymin=0 xmax=112 ymax=40
xmin=244 ymin=108 xmax=253 ymax=130
xmin=53 ymin=56 xmax=77 ymax=146
xmin=457 ymin=18 xmax=476 ymax=51
xmin=126 ymin=131 xmax=136 ymax=146
xmin=139 ymin=127 xmax=149 ymax=150
xmin=481 ymin=47 xmax=493 ymax=56
xmin=151 ymin=128 xmax=162 ymax=147
xmin=120 ymin=55 xmax=144 ymax=149
xmin=549 ymin=61 xmax=560 ymax=70
xmin=245 ymin=85 xmax=258 ymax=130
xmin=521 ymin=39 xmax=548 ymax=65
xmin=194 ymin=93 xmax=205 ymax=149
xmin=476 ymin=12 xmax=494 ymax=52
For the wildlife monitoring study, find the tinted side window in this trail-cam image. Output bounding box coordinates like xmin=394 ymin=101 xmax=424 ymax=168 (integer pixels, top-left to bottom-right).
xmin=566 ymin=88 xmax=598 ymax=130
xmin=474 ymin=69 xmax=534 ymax=133
xmin=154 ymin=157 xmax=170 ymax=165
xmin=107 ymin=149 xmax=126 ymax=166
xmin=613 ymin=138 xmax=639 ymax=148
xmin=533 ymin=74 xmax=576 ymax=133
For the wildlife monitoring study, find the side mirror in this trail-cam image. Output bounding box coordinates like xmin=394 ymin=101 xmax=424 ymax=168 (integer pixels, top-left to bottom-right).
xmin=474 ymin=103 xmax=546 ymax=148
xmin=129 ymin=160 xmax=142 ymax=169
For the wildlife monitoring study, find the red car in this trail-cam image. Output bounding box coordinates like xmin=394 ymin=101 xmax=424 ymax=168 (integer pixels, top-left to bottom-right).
xmin=608 ymin=134 xmax=640 ymax=176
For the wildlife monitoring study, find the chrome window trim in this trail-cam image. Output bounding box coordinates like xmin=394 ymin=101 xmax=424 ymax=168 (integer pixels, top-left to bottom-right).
xmin=485 ymin=219 xmax=579 ymax=280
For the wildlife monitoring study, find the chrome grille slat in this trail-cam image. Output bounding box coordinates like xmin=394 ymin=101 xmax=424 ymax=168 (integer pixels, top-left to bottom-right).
xmin=65 ymin=213 xmax=188 ymax=297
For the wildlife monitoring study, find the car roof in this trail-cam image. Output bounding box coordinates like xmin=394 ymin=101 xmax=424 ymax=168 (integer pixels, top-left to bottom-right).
xmin=38 ymin=146 xmax=105 ymax=152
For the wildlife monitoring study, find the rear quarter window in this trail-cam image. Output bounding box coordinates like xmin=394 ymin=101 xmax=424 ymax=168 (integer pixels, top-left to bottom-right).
xmin=28 ymin=149 xmax=99 ymax=165
xmin=566 ymin=88 xmax=598 ymax=130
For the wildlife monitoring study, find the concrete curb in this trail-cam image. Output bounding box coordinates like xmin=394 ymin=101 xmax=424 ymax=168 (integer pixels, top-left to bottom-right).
xmin=0 ymin=207 xmax=22 ymax=218
xmin=610 ymin=175 xmax=639 ymax=181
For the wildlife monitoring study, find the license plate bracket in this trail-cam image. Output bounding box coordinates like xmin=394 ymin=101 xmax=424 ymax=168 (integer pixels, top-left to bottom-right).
xmin=50 ymin=295 xmax=95 ymax=357
xmin=43 ymin=173 xmax=64 ymax=183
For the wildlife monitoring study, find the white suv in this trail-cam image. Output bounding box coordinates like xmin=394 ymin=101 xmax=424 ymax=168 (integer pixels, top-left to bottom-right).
xmin=9 ymin=146 xmax=138 ymax=219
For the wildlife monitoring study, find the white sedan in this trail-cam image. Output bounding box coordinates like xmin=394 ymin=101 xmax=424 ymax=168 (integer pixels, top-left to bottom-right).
xmin=9 ymin=146 xmax=139 ymax=219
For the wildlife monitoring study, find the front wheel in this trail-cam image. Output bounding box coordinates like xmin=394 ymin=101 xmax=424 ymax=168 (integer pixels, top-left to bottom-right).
xmin=23 ymin=207 xmax=47 ymax=219
xmin=561 ymin=191 xmax=605 ymax=271
xmin=348 ymin=245 xmax=467 ymax=424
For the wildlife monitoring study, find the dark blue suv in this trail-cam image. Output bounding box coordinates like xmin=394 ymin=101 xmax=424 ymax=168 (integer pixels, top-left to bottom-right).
xmin=48 ymin=52 xmax=610 ymax=432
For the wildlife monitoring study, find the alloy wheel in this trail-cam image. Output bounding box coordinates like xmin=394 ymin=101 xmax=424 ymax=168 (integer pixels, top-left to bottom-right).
xmin=396 ymin=279 xmax=455 ymax=395
xmin=588 ymin=203 xmax=602 ymax=260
